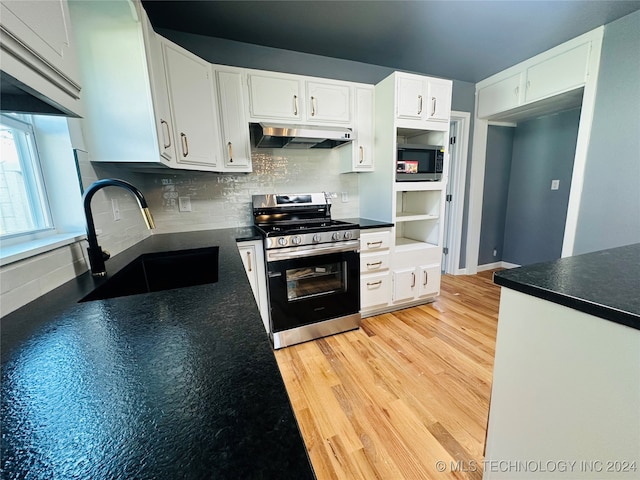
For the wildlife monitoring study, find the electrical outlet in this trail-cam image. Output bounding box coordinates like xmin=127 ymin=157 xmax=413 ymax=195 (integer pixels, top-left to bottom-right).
xmin=341 ymin=192 xmax=349 ymax=203
xmin=112 ymin=198 xmax=120 ymax=221
xmin=493 ymin=248 xmax=497 ymax=257
xmin=551 ymin=179 xmax=560 ymax=190
xmin=178 ymin=196 xmax=192 ymax=212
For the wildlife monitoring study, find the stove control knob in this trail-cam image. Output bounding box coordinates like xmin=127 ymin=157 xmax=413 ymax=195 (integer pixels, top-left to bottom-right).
xmin=312 ymin=234 xmax=322 ymax=243
xmin=332 ymin=232 xmax=341 ymax=241
xmin=291 ymin=235 xmax=302 ymax=245
xmin=277 ymin=237 xmax=287 ymax=246
xmin=344 ymin=231 xmax=353 ymax=240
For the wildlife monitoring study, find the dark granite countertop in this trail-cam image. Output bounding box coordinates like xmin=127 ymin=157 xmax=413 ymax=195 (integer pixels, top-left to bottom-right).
xmin=494 ymin=243 xmax=640 ymax=331
xmin=1 ymin=228 xmax=315 ymax=479
xmin=338 ymin=217 xmax=394 ymax=230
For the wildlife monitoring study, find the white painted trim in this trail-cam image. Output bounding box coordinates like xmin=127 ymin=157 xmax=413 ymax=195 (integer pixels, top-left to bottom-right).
xmin=467 ymin=26 xmax=604 ymax=275
xmin=0 ymin=231 xmax=86 ymax=266
xmin=444 ymin=110 xmax=470 ymax=276
xmin=466 ymin=115 xmax=487 ymax=276
xmin=488 ymin=121 xmax=517 ymax=127
xmin=561 ymin=29 xmax=604 ymax=257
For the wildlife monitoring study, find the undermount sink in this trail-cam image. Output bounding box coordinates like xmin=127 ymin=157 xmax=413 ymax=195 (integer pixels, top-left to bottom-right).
xmin=80 ymin=247 xmax=219 ymax=302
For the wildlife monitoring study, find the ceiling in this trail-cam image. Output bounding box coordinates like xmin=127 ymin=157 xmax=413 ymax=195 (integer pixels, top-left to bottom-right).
xmin=141 ymin=0 xmax=640 ymax=83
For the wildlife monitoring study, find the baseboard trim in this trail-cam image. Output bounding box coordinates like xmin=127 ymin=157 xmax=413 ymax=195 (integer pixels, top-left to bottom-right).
xmin=477 ymin=261 xmax=520 ymax=272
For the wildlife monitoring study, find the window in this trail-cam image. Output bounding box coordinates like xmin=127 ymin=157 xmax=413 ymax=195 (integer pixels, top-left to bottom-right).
xmin=0 ymin=114 xmax=53 ymax=238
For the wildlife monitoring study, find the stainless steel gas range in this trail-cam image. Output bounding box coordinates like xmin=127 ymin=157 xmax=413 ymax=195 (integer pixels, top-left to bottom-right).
xmin=252 ymin=193 xmax=361 ymax=349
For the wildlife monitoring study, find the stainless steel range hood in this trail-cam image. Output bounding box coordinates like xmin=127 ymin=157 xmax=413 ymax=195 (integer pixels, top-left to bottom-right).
xmin=250 ymin=122 xmax=355 ymax=149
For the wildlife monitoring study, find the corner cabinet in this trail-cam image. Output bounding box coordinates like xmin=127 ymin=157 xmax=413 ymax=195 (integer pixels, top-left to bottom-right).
xmin=237 ymin=240 xmax=269 ymax=333
xmin=0 ymin=0 xmax=82 ymax=116
xmin=360 ymin=71 xmax=452 ymax=315
xmin=162 ymin=41 xmax=222 ymax=170
xmin=69 ymin=0 xmax=250 ymax=173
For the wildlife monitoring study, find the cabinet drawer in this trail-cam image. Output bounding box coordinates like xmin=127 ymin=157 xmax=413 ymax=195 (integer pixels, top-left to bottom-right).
xmin=361 ymin=272 xmax=391 ymax=309
xmin=360 ymin=253 xmax=390 ymax=273
xmin=361 ymin=231 xmax=391 ymax=253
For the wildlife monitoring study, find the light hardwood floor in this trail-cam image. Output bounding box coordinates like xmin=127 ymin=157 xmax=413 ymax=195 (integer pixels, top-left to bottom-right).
xmin=274 ymin=270 xmax=501 ymax=480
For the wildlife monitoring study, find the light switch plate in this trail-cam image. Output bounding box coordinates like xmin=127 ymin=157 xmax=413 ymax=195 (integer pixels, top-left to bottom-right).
xmin=178 ymin=196 xmax=192 ymax=212
xmin=551 ymin=179 xmax=560 ymax=190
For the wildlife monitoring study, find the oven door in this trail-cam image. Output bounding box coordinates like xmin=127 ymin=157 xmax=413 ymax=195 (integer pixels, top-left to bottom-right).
xmin=266 ymin=243 xmax=360 ymax=333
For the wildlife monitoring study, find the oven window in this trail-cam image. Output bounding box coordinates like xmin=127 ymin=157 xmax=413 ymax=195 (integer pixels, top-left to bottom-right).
xmin=286 ymin=261 xmax=346 ymax=300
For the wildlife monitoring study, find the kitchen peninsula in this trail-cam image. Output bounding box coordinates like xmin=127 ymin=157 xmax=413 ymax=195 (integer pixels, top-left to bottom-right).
xmin=484 ymin=243 xmax=640 ymax=479
xmin=0 ymin=229 xmax=315 ymax=479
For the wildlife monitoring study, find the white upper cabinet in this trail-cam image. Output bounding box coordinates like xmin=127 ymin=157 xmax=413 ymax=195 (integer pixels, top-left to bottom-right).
xmin=524 ymin=42 xmax=591 ymax=103
xmin=305 ymin=81 xmax=351 ymax=123
xmin=351 ymin=86 xmax=374 ymax=171
xmin=396 ymin=73 xmax=451 ymax=126
xmin=248 ymin=73 xmax=303 ymax=121
xmin=477 ymin=31 xmax=599 ymax=119
xmin=216 ymin=69 xmax=252 ymax=171
xmin=163 ymin=41 xmax=222 ymax=169
xmin=477 ymin=73 xmax=523 ymax=118
xmin=140 ymin=11 xmax=175 ymax=164
xmin=0 ymin=0 xmax=82 ymax=116
xmin=248 ymin=72 xmax=353 ymax=125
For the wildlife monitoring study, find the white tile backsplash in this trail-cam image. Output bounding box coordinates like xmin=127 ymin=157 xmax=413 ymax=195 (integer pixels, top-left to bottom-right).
xmin=1 ymin=146 xmax=361 ymax=315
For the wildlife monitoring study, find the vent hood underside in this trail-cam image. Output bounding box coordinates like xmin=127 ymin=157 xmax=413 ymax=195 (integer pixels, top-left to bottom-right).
xmin=250 ymin=123 xmax=355 ymax=149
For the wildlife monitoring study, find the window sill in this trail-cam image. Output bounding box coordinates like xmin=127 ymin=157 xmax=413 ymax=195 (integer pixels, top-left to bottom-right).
xmin=0 ymin=232 xmax=87 ymax=267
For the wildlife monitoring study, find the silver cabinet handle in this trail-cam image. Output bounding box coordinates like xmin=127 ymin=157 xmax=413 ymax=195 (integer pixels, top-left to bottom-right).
xmin=180 ymin=132 xmax=189 ymax=157
xmin=423 ymin=270 xmax=428 ymax=286
xmin=293 ymin=95 xmax=298 ymax=116
xmin=367 ymin=240 xmax=383 ymax=248
xmin=160 ymin=119 xmax=171 ymax=149
xmin=359 ymin=145 xmax=364 ymax=164
xmin=514 ymin=86 xmax=519 ymax=96
xmin=366 ymin=280 xmax=382 ymax=287
xmin=246 ymin=250 xmax=252 ymax=272
xmin=228 ymin=142 xmax=233 ymax=163
xmin=526 ymin=80 xmax=531 ymax=91
xmin=411 ymin=272 xmax=416 ymax=288
xmin=431 ymin=97 xmax=437 ymax=116
xmin=366 ymin=261 xmax=383 ymax=268
xmin=310 ymin=96 xmax=316 ymax=116
xmin=417 ymin=94 xmax=423 ymax=115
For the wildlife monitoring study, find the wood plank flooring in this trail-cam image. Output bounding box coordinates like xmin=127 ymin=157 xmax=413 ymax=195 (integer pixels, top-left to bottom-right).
xmin=274 ymin=270 xmax=501 ymax=480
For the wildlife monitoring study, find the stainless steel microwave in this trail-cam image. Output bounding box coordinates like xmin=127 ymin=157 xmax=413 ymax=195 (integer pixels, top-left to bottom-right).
xmin=396 ymin=144 xmax=444 ymax=181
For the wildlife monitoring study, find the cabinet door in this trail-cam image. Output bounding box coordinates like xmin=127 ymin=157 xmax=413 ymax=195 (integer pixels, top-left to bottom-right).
xmin=216 ymin=70 xmax=252 ymax=171
xmin=477 ymin=73 xmax=523 ymax=118
xmin=396 ymin=76 xmax=425 ymax=120
xmin=426 ymin=79 xmax=452 ymax=122
xmin=418 ymin=264 xmax=441 ymax=298
xmin=525 ymin=42 xmax=591 ymax=103
xmin=248 ymin=74 xmax=302 ymax=121
xmin=392 ymin=267 xmax=417 ymax=302
xmin=141 ymin=14 xmax=175 ymax=163
xmin=306 ymin=81 xmax=351 ymax=123
xmin=163 ymin=42 xmax=221 ymax=168
xmin=237 ymin=241 xmax=269 ymax=333
xmin=353 ymin=87 xmax=374 ymax=171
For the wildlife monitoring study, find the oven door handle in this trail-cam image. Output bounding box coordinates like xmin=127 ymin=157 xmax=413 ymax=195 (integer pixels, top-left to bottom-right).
xmin=267 ymin=240 xmax=360 ymax=261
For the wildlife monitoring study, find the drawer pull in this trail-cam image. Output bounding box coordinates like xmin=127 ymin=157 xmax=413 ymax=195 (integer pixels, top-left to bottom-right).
xmin=366 ymin=280 xmax=382 ymax=287
xmin=367 ymin=240 xmax=383 ymax=248
xmin=366 ymin=261 xmax=383 ymax=268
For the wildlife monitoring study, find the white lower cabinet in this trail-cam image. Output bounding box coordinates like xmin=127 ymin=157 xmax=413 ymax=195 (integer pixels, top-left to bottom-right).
xmin=392 ymin=264 xmax=441 ymax=304
xmin=237 ymin=240 xmax=269 ymax=333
